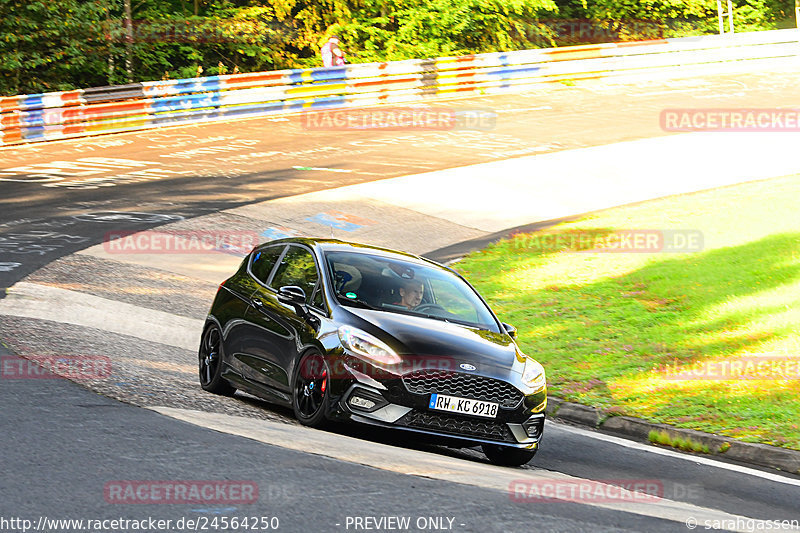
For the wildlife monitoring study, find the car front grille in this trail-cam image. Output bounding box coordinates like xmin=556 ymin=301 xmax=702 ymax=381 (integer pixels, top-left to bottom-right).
xmin=402 ymin=369 xmax=523 ymax=408
xmin=397 ymin=410 xmax=517 ymax=443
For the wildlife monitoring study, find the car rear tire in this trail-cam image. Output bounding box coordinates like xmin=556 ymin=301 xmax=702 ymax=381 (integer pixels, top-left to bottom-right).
xmin=292 ymin=351 xmax=331 ymax=428
xmin=198 ymin=324 xmax=236 ymax=396
xmin=481 ymin=443 xmax=537 ymax=467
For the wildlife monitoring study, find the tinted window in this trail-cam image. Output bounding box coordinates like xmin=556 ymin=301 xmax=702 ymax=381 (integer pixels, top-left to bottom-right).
xmin=311 ymin=285 xmax=324 ymax=309
xmin=429 ymin=278 xmax=480 ymax=323
xmin=251 ymin=245 xmax=285 ymax=284
xmin=270 ymin=246 xmax=319 ymax=300
xmin=324 ymin=251 xmax=499 ymax=331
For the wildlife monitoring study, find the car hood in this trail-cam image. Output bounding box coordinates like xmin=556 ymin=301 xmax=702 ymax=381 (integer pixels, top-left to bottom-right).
xmin=341 ymin=307 xmax=524 ymax=376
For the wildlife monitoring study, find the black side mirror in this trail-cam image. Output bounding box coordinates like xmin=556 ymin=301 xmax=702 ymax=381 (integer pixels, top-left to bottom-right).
xmin=278 ymin=285 xmax=307 ymax=306
xmin=502 ymin=322 xmax=517 ymax=339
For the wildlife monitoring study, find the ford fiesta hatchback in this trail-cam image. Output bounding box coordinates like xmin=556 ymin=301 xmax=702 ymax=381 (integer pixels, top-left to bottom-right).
xmin=199 ymin=238 xmax=547 ymax=466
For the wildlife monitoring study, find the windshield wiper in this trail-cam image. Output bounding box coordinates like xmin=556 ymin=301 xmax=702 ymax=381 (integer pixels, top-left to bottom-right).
xmin=338 ymin=295 xmax=378 ymax=310
xmin=415 ymin=313 xmax=492 ymax=330
xmin=415 ymin=312 xmax=452 ymax=324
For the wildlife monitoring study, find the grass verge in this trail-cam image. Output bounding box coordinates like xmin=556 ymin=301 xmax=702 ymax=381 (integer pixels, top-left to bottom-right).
xmin=648 ymin=430 xmax=711 ymax=454
xmin=455 ymin=174 xmax=800 ymax=450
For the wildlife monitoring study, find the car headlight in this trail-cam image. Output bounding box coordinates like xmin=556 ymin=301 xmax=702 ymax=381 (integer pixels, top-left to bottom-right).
xmin=522 ymin=357 xmax=546 ymax=391
xmin=338 ymin=325 xmax=402 ymax=365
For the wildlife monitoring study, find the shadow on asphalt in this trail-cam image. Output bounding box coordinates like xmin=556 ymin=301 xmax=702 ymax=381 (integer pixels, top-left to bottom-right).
xmin=230 ymin=389 xmax=525 ymax=468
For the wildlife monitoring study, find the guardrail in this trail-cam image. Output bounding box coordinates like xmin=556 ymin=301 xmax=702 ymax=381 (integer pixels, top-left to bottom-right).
xmin=1 ymin=29 xmax=798 ymax=147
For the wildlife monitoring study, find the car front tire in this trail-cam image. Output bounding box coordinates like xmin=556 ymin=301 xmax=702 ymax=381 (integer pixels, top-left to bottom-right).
xmin=292 ymin=351 xmax=331 ymax=428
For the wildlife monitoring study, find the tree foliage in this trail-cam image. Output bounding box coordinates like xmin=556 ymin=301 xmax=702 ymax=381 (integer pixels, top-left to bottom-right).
xmin=584 ymin=0 xmax=795 ymax=37
xmin=334 ymin=0 xmax=558 ymax=64
xmin=0 ymin=0 xmax=794 ymax=96
xmin=0 ymin=1 xmax=111 ymax=95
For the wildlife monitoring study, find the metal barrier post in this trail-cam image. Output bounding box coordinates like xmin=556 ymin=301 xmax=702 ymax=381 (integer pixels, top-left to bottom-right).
xmin=717 ymin=0 xmax=735 ymax=34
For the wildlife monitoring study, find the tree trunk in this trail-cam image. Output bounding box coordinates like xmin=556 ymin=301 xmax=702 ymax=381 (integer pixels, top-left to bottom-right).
xmin=124 ymin=0 xmax=133 ymax=82
xmin=106 ymin=4 xmax=115 ymax=84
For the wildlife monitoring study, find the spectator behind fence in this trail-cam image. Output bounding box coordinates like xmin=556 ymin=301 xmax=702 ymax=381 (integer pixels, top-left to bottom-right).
xmin=321 ymin=35 xmax=346 ymax=67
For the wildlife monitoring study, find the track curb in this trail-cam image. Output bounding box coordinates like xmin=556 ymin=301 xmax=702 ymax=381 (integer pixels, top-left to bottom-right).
xmin=546 ymin=397 xmax=800 ymax=475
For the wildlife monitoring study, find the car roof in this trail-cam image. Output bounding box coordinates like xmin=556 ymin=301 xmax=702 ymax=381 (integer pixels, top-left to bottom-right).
xmin=257 ymin=238 xmax=442 ymax=268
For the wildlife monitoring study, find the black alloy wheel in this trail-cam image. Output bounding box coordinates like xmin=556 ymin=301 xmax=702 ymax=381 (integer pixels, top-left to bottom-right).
xmin=198 ymin=324 xmax=236 ymax=396
xmin=293 ymin=351 xmax=330 ymax=427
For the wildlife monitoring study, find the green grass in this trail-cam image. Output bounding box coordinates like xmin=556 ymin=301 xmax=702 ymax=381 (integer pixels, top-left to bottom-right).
xmin=648 ymin=430 xmax=711 ymax=454
xmin=455 ymin=175 xmax=800 ymax=450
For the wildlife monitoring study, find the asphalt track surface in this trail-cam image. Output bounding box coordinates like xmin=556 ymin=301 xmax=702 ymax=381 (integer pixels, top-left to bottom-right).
xmin=1 ymin=69 xmax=800 ymax=532
xmin=3 ymin=67 xmax=800 ymax=288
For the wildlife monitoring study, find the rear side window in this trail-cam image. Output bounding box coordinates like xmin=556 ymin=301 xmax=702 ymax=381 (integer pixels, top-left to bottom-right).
xmin=311 ymin=286 xmax=325 ymax=309
xmin=251 ymin=245 xmax=285 ymax=284
xmin=270 ymin=245 xmax=319 ymax=301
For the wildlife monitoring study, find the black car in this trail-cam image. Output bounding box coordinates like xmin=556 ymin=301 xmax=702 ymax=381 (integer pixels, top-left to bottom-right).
xmin=198 ymin=238 xmax=547 ymax=466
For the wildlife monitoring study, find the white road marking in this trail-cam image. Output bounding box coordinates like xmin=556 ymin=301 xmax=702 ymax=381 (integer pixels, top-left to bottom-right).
xmin=549 ymin=421 xmax=800 ymax=488
xmin=0 ymin=282 xmax=202 ymax=351
xmin=150 ymin=406 xmax=768 ymax=532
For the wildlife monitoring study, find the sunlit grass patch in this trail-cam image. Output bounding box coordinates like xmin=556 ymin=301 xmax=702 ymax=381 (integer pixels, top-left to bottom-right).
xmin=456 ymin=175 xmax=800 ymax=449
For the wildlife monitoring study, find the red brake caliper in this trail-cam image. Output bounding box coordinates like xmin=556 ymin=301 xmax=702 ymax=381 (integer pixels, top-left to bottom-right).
xmin=320 ymin=369 xmax=328 ymax=394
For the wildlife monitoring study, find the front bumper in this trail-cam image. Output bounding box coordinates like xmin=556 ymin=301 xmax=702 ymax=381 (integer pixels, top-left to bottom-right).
xmin=337 ymin=371 xmax=546 ymax=449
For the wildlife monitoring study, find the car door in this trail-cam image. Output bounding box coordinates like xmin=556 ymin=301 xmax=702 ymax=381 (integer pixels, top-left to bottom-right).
xmin=227 ymin=244 xmax=287 ymax=394
xmin=244 ymin=244 xmax=323 ymax=397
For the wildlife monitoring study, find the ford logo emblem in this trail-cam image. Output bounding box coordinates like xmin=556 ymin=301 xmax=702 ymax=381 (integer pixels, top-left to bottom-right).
xmin=459 ymin=363 xmax=476 ymax=371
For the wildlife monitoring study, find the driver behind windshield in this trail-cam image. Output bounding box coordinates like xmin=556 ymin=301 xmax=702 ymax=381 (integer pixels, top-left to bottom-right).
xmin=396 ymin=278 xmax=424 ymax=309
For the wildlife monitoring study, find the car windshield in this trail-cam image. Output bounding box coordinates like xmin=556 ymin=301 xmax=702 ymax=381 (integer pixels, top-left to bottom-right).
xmin=325 ymin=251 xmax=499 ymax=331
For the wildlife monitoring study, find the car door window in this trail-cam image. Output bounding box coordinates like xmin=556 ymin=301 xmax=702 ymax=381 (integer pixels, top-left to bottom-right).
xmin=270 ymin=246 xmax=319 ymax=301
xmin=251 ymin=245 xmax=286 ymax=285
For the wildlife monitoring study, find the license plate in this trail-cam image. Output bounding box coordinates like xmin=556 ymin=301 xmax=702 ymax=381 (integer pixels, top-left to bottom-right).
xmin=429 ymin=393 xmax=499 ymax=419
